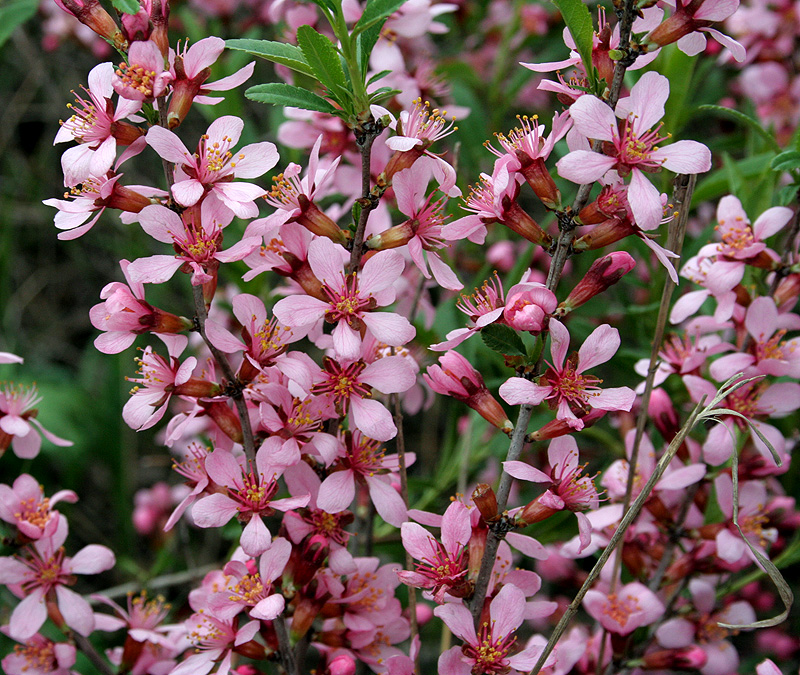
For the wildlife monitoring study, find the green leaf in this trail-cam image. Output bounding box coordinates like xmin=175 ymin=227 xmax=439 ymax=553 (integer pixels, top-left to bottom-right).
xmin=296 ymin=25 xmax=350 ymax=105
xmin=777 ymin=184 xmax=799 ymax=206
xmin=307 ymin=0 xmax=338 ymax=13
xmin=771 ymin=150 xmax=800 ymax=173
xmin=481 ymin=324 xmax=527 ymax=357
xmin=112 ymin=0 xmax=140 ymax=13
xmin=245 ymin=83 xmax=337 ymax=114
xmin=225 ymin=39 xmax=316 ymax=78
xmin=698 ymin=104 xmax=782 ymax=153
xmin=352 ymin=0 xmax=406 ymax=36
xmin=0 ymin=0 xmax=37 ymax=50
xmin=367 ymin=69 xmax=392 ymax=85
xmin=357 ymin=22 xmax=385 ymax=78
xmin=551 ymin=0 xmax=595 ymax=88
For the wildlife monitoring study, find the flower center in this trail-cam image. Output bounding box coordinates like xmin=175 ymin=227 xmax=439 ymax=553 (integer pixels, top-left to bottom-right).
xmin=228 ymin=573 xmax=266 ymax=605
xmin=116 ymin=62 xmax=156 ymax=98
xmin=602 ymin=592 xmax=640 ymax=628
xmin=15 ymin=496 xmax=52 ymax=530
xmin=463 ymin=622 xmax=516 ymax=674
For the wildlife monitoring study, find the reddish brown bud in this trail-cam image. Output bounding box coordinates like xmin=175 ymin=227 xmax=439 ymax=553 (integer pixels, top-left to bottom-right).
xmin=557 ymin=251 xmax=636 ymax=315
xmin=572 ymin=218 xmax=637 ymax=252
xmin=501 ymin=197 xmax=552 ymax=247
xmin=472 ymin=484 xmax=499 ymax=522
xmin=200 ymin=401 xmax=243 ymax=443
xmin=639 ymin=646 xmax=707 ymax=670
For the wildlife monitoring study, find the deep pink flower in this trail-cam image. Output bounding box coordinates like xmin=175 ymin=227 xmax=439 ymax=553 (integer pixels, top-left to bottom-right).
xmin=273 ymin=237 xmax=415 ymax=361
xmin=500 ymin=320 xmax=635 ymax=430
xmin=557 ymin=72 xmax=711 ymax=231
xmin=440 ymin=171 xmax=512 ymax=245
xmin=128 ymin=201 xmax=261 ymax=286
xmin=146 ymin=115 xmax=278 ymax=218
xmin=316 ymin=430 xmax=411 ymax=526
xmin=191 ymin=448 xmax=309 ymax=556
xmin=112 ymin=39 xmax=173 ymax=101
xmin=0 ymin=384 xmax=73 ymax=459
xmin=368 ymin=162 xmax=462 ymax=290
xmin=0 ymin=474 xmax=77 ymax=541
xmin=505 ymin=435 xmax=601 ymax=552
xmin=435 ymin=584 xmax=543 ymax=675
xmin=0 ymin=522 xmax=115 ymax=639
xmin=583 ymin=581 xmax=664 ymax=635
xmin=397 ymin=500 xmax=471 ymax=603
xmin=92 ymin=590 xmax=171 ymax=644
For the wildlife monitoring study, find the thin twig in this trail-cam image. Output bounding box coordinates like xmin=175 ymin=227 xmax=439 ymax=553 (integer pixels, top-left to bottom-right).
xmin=526 ymin=400 xmax=705 ymax=675
xmin=347 ymin=123 xmax=382 ymax=273
xmin=71 ymin=632 xmax=115 ymax=675
xmin=274 ymin=614 xmax=298 ymax=675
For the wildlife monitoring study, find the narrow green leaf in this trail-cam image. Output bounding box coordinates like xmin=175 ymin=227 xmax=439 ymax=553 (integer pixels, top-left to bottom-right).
xmin=352 ymin=0 xmax=406 ymax=36
xmin=551 ymin=0 xmax=595 ymax=88
xmin=296 ymin=25 xmax=350 ymax=105
xmin=112 ymin=0 xmax=140 ymax=13
xmin=777 ymin=184 xmax=799 ymax=206
xmin=481 ymin=324 xmax=527 ymax=357
xmin=357 ymin=22 xmax=385 ymax=78
xmin=367 ymin=69 xmax=392 ymax=85
xmin=0 ymin=0 xmax=37 ymax=50
xmin=245 ymin=83 xmax=337 ymax=114
xmin=225 ymin=39 xmax=316 ymax=77
xmin=698 ymin=104 xmax=782 ymax=153
xmin=722 ymin=151 xmax=744 ymax=197
xmin=771 ymin=150 xmax=800 ymax=173
xmin=307 ymin=0 xmax=338 ymax=13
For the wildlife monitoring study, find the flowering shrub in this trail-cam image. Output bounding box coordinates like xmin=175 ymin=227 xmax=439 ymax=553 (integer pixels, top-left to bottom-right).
xmin=2 ymin=0 xmax=800 ymax=674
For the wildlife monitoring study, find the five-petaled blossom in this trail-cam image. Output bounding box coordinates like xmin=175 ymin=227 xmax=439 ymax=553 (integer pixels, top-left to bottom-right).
xmin=499 ymin=320 xmax=636 ymax=429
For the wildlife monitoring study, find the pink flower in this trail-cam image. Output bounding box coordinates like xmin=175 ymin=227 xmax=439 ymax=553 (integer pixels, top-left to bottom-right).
xmin=0 ymin=384 xmax=73 ymax=459
xmin=441 ymin=172 xmax=511 ymax=245
xmin=167 ymin=37 xmax=256 ymax=128
xmin=316 ymin=430 xmax=411 ymax=526
xmin=368 ymin=162 xmax=462 ymax=290
xmin=557 ymin=72 xmax=711 ymax=231
xmin=55 ymin=62 xmax=144 ymax=186
xmin=122 ymin=337 xmax=217 ymax=431
xmin=713 ymin=474 xmax=777 ymax=566
xmin=1 ymin=632 xmax=77 ymax=675
xmin=499 ymin=320 xmax=635 ymax=430
xmin=112 ymin=39 xmax=173 ymax=101
xmin=435 ymin=584 xmax=543 ymax=675
xmin=430 ymin=273 xmax=506 ymax=351
xmin=273 ymin=237 xmax=415 ymax=361
xmin=146 ymin=115 xmax=278 ymax=218
xmin=0 ymin=474 xmax=77 ymax=541
xmin=397 ymin=500 xmax=471 ymax=603
xmin=128 ymin=201 xmax=261 ymax=286
xmin=0 ymin=523 xmax=115 ymax=639
xmin=505 ymin=435 xmax=600 ymax=552
xmin=503 ymin=282 xmax=557 ymax=332
xmin=583 ymin=581 xmax=664 ymax=635
xmin=92 ymin=590 xmax=171 ymax=644
xmin=191 ymin=448 xmax=309 ymax=557
xmin=90 ymin=259 xmax=191 ymax=353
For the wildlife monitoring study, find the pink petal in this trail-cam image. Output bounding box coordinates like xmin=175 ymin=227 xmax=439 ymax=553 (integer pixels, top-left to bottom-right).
xmin=56 ymin=586 xmax=95 ymax=636
xmin=233 ymin=142 xmax=280 ymax=179
xmin=240 ymin=515 xmax=271 ymax=557
xmin=490 ymin=583 xmax=526 ymax=637
xmin=183 ymin=37 xmax=225 ymax=77
xmin=360 ymin=250 xmax=406 ymax=293
xmin=568 ymin=95 xmax=617 ymax=141
xmin=577 ymin=324 xmax=620 ymax=372
xmin=499 ymin=377 xmax=551 ymax=405
xmin=192 ymin=493 xmax=239 ymax=527
xmin=207 ymin=115 xmax=244 ymax=147
xmin=361 ymin=312 xmax=416 ymax=347
xmin=628 ymin=168 xmax=662 ymax=231
xmin=272 ymin=294 xmax=328 ymax=327
xmin=556 ymin=150 xmax=616 ymax=184
xmin=434 ymin=603 xmax=478 ymax=645
xmin=127 ymin=255 xmax=183 ymax=285
xmin=250 ymin=594 xmax=285 ymax=620
xmin=350 ymin=396 xmax=397 ymax=441
xmin=503 ymin=460 xmax=551 ymax=483
xmin=549 ymin=318 xmax=570 ymax=368
xmin=621 ymin=71 xmax=669 ymax=133
xmin=366 ymin=475 xmax=407 ymax=526
xmin=317 ymin=470 xmax=356 ymax=513
xmin=202 ymin=62 xmax=255 ymax=91
xmin=652 ymin=140 xmax=711 ymax=174
xmin=752 ymin=205 xmax=793 ymax=240
xmin=69 ymin=545 xmax=115 ymax=574
xmin=590 ymin=387 xmax=636 ymax=412
xmin=360 ymin=356 xmax=416 ymax=394
xmin=146 ymin=125 xmax=192 ymax=164
xmin=9 ymin=589 xmax=47 ymax=639
xmin=332 ymin=321 xmax=362 ymax=361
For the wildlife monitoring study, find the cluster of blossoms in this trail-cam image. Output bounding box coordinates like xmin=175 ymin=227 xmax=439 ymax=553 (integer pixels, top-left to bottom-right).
xmin=3 ymin=0 xmax=800 ymax=673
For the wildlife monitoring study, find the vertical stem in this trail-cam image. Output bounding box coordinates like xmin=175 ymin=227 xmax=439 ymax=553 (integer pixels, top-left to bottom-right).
xmin=347 ymin=126 xmax=382 ymax=274
xmin=274 ymin=613 xmax=298 ymax=675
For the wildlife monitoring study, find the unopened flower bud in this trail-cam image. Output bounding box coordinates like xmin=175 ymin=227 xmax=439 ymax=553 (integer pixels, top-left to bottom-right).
xmin=54 ymin=0 xmax=126 ymax=50
xmin=504 ymin=283 xmax=557 ymax=332
xmin=649 ymin=388 xmax=680 ymax=444
xmin=121 ymin=8 xmax=151 ymax=44
xmin=527 ymin=409 xmax=605 ymax=441
xmin=501 ymin=196 xmax=552 ymax=247
xmin=572 ymin=218 xmax=636 ymax=252
xmin=366 ymin=222 xmax=414 ymax=250
xmin=424 ymin=352 xmax=513 ymax=434
xmin=472 ymin=483 xmax=499 ymax=522
xmin=327 ymin=654 xmax=356 ymax=675
xmin=517 ymin=496 xmax=558 ymax=525
xmin=557 ymin=252 xmax=635 ymax=315
xmin=775 ymin=273 xmax=800 ymax=309
xmin=518 ymin=157 xmax=562 ymax=210
xmin=639 ymin=646 xmax=707 ymax=670
xmin=296 ymin=195 xmax=350 ymax=245
xmin=199 ymin=400 xmax=242 ymax=443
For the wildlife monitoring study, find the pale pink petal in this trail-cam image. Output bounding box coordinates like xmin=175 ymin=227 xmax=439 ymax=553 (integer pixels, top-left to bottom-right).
xmin=272 ymin=294 xmax=328 ymax=327
xmin=317 ymin=470 xmax=356 ymax=513
xmin=183 ymin=37 xmax=225 ymax=77
xmin=434 ymin=603 xmax=478 ymax=644
xmin=503 ymin=460 xmax=551 ymax=483
xmin=752 ymin=206 xmax=793 ymax=240
xmin=192 ymin=493 xmax=239 ymax=527
xmin=622 ymin=72 xmax=669 ymax=133
xmin=250 ymin=594 xmax=285 ymax=620
xmin=499 ymin=377 xmax=551 ymax=405
xmin=400 ymin=522 xmax=437 ymax=560
xmin=202 ymin=62 xmax=255 ymax=91
xmin=9 ymin=589 xmax=47 ymax=639
xmin=655 ymin=617 xmax=695 ymax=648
xmin=366 ymin=475 xmax=407 ymax=526
xmin=206 ymin=115 xmax=244 ymax=146
xmin=575 ymin=512 xmax=592 ymax=553
xmin=205 ymin=318 xmax=245 ymax=353
xmin=591 ymin=387 xmax=636 ymax=412
xmin=360 ymin=356 xmax=416 ymax=394
xmin=361 ymin=312 xmax=416 ymax=347
xmin=127 ymin=255 xmax=183 ymax=284
xmin=360 ymin=250 xmax=406 ymax=293
xmin=658 ymin=464 xmax=706 ymax=490
xmin=332 ymin=321 xmax=363 ymax=361
xmin=146 ymin=125 xmax=192 ymax=164
xmin=490 ymin=583 xmax=526 ymax=637
xmin=670 ymin=289 xmax=710 ymax=324
xmin=505 ymin=532 xmax=547 ymax=559
xmin=240 ymin=516 xmax=271 ymax=556
xmin=307 ymin=237 xmax=347 ymax=286
xmin=628 ymin=169 xmax=663 ymax=231
xmin=676 ymin=31 xmax=707 ymax=56
xmin=232 ymin=142 xmax=280 ymax=179
xmin=549 ymin=318 xmax=570 ymax=368
xmin=652 ymin=141 xmax=711 ymax=174
xmin=568 ymin=95 xmax=617 ymax=141
xmin=428 ymin=252 xmax=463 ymax=290
xmin=577 ymin=324 xmax=620 ymax=372
xmin=350 ymin=396 xmax=396 ymax=441
xmin=69 ymin=545 xmax=115 ymax=574
xmin=438 ymin=647 xmax=472 ymax=675
xmin=556 ymin=150 xmax=616 ymax=184
xmin=704 ymin=28 xmax=746 ymax=62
